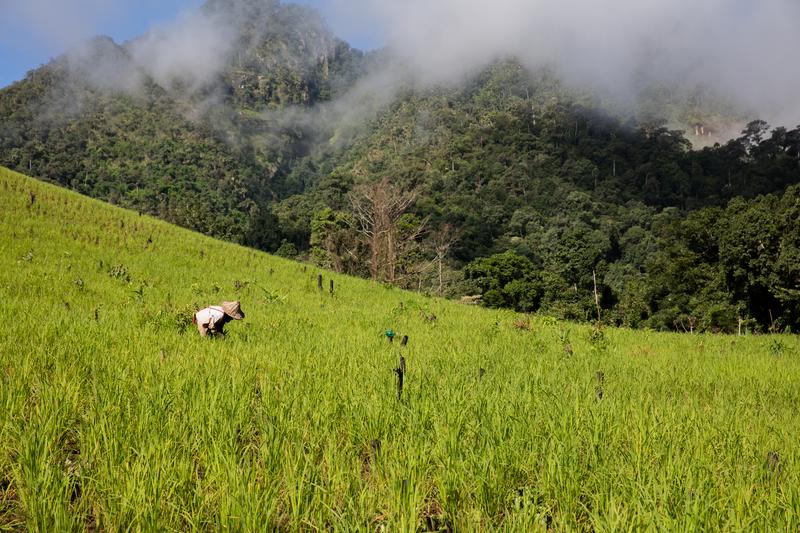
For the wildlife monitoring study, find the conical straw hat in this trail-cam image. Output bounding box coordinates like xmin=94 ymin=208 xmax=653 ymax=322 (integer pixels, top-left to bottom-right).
xmin=221 ymin=301 xmax=244 ymax=320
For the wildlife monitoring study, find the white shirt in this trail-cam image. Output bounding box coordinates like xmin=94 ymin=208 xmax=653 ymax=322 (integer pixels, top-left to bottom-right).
xmin=195 ymin=306 xmax=226 ymax=328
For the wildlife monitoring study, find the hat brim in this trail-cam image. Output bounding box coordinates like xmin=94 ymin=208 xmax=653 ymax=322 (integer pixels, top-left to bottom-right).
xmin=220 ymin=301 xmax=244 ymax=320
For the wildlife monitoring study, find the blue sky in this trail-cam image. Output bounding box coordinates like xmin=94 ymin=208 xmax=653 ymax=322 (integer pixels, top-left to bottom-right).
xmin=0 ymin=0 xmax=380 ymax=88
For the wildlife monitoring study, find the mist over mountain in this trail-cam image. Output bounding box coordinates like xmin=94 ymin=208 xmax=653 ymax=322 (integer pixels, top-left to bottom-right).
xmin=13 ymin=0 xmax=800 ymax=125
xmin=1 ymin=0 xmax=798 ymax=332
xmin=325 ymin=0 xmax=800 ymax=127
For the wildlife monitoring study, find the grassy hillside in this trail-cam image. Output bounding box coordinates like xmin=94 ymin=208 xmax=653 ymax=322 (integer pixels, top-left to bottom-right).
xmin=1 ymin=165 xmax=799 ymax=530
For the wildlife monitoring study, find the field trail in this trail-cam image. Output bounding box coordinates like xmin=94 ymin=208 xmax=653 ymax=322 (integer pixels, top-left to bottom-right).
xmin=1 ymin=166 xmax=799 ymax=531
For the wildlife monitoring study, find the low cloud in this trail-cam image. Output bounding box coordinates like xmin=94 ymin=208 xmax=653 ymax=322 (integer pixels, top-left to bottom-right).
xmin=324 ymin=0 xmax=800 ymax=126
xmin=11 ymin=0 xmax=235 ymax=94
xmin=12 ymin=0 xmax=800 ymax=130
xmin=128 ymin=10 xmax=236 ymax=91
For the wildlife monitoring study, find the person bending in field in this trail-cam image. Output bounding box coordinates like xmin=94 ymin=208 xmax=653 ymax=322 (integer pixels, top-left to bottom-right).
xmin=192 ymin=301 xmax=245 ymax=337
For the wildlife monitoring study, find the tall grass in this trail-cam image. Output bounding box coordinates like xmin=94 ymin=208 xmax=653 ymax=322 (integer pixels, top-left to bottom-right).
xmin=1 ymin=166 xmax=799 ymax=530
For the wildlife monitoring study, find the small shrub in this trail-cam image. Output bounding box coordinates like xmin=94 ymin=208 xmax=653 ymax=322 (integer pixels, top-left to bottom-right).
xmin=513 ymin=316 xmax=532 ymax=331
xmin=420 ymin=310 xmax=437 ymax=322
xmin=261 ymin=287 xmax=287 ymax=304
xmin=275 ymin=241 xmax=298 ymax=258
xmin=233 ymin=279 xmax=251 ymax=292
xmin=769 ymin=339 xmax=785 ymax=357
xmin=108 ymin=264 xmax=130 ymax=282
xmin=588 ymin=324 xmax=609 ymax=353
xmin=144 ymin=303 xmax=196 ymax=333
xmin=539 ymin=315 xmax=558 ymax=327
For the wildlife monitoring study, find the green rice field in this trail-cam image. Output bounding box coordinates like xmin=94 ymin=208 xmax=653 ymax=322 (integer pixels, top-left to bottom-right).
xmin=1 ymin=166 xmax=799 ymax=531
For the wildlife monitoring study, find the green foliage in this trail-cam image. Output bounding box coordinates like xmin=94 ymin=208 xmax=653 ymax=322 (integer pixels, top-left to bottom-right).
xmin=244 ymin=204 xmax=282 ymax=252
xmin=107 ymin=263 xmax=130 ymax=282
xmin=309 ymin=207 xmax=361 ymax=273
xmin=274 ymin=240 xmax=298 ymax=258
xmin=464 ymin=251 xmax=542 ymax=312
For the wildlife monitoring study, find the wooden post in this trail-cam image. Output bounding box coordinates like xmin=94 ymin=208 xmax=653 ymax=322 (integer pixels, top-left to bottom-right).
xmin=317 ymin=274 xmax=323 ymax=292
xmin=400 ymin=335 xmax=408 ymax=346
xmin=395 ymin=356 xmax=405 ymax=399
xmin=329 ymin=279 xmax=334 ymax=294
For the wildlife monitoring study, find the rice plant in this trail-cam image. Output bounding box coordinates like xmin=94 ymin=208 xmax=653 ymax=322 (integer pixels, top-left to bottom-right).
xmin=1 ymin=167 xmax=799 ymax=531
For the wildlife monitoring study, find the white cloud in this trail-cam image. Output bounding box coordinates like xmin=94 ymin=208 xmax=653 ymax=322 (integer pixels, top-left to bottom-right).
xmin=9 ymin=0 xmax=800 ymax=125
xmin=128 ymin=10 xmax=235 ymax=91
xmin=325 ymin=0 xmax=800 ymax=125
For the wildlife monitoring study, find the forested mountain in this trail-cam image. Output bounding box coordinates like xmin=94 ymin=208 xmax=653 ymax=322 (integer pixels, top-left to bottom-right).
xmin=0 ymin=0 xmax=367 ymax=239
xmin=278 ymin=63 xmax=800 ymax=333
xmin=1 ymin=0 xmax=798 ymax=332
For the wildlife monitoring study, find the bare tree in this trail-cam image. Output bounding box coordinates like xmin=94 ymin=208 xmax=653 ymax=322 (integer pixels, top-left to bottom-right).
xmin=431 ymin=223 xmax=460 ymax=294
xmin=349 ymin=177 xmax=425 ymax=282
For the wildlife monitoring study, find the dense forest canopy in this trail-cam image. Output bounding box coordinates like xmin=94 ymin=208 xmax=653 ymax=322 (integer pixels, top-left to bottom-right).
xmin=1 ymin=0 xmax=798 ymax=333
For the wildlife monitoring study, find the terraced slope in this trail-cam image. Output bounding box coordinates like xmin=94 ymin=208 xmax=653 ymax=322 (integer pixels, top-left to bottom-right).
xmin=1 ymin=166 xmax=798 ymax=530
